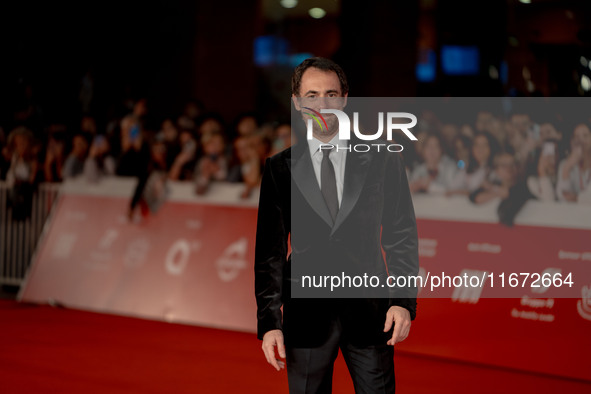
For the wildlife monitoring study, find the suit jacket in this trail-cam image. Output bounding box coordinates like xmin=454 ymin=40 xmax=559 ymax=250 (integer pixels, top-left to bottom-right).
xmin=255 ymin=136 xmax=419 ymax=348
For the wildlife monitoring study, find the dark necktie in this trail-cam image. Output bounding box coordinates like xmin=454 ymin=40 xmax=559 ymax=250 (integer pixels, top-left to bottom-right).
xmin=321 ymin=148 xmax=339 ymax=223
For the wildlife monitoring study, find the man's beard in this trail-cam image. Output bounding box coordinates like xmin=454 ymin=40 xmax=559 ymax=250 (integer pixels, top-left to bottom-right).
xmin=308 ymin=113 xmax=339 ymax=138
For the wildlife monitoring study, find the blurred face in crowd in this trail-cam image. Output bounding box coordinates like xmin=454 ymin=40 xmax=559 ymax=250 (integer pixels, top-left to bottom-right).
xmin=293 ymin=67 xmax=347 ymax=139
xmin=422 ymin=135 xmax=442 ymax=168
xmin=234 ymin=136 xmax=257 ymax=163
xmin=161 ymin=119 xmax=178 ymax=142
xmin=203 ymin=134 xmax=224 ymax=156
xmin=494 ymin=153 xmax=517 ymax=185
xmin=539 ymin=141 xmax=558 ymax=177
xmin=454 ymin=137 xmax=470 ymax=163
xmin=13 ymin=134 xmax=30 ymax=156
xmin=460 ymin=124 xmax=474 ymax=139
xmin=89 ymin=135 xmax=108 ymax=157
xmin=275 ymin=124 xmax=292 ymax=150
xmin=440 ymin=124 xmax=458 ymax=146
xmin=572 ymin=123 xmax=591 ymax=153
xmin=476 ymin=111 xmax=493 ymax=132
xmin=511 ymin=114 xmax=531 ymax=134
xmin=81 ymin=116 xmax=97 ymax=135
xmin=199 ymin=118 xmax=223 ymax=138
xmin=414 ymin=130 xmax=429 ymax=160
xmin=179 ymin=130 xmax=197 ymax=154
xmin=151 ymin=141 xmax=167 ymax=167
xmin=133 ymin=99 xmax=148 ymax=117
xmin=72 ymin=135 xmax=89 ymax=158
xmin=486 ymin=117 xmax=505 ymax=145
xmin=237 ymin=116 xmax=258 ymax=137
xmin=472 ymin=135 xmax=491 ymax=167
xmin=539 ymin=123 xmax=561 ymax=142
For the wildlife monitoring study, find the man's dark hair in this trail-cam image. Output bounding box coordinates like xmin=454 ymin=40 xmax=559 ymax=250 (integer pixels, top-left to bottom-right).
xmin=291 ymin=57 xmax=349 ymax=96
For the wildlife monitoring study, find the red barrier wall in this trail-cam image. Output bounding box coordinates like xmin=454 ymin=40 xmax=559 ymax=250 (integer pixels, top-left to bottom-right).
xmin=18 ymin=179 xmax=591 ymax=381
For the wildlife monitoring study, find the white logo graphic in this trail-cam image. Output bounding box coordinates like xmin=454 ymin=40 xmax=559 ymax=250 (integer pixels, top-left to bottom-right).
xmin=52 ymin=233 xmax=77 ymax=260
xmin=451 ymin=269 xmax=487 ymax=304
xmin=165 ymin=239 xmax=191 ymax=276
xmin=577 ymin=284 xmax=591 ymax=321
xmin=531 ymin=267 xmax=561 ymax=294
xmin=124 ymin=238 xmax=150 ymax=269
xmin=216 ymin=238 xmax=248 ymax=282
xmin=306 ymin=109 xmax=417 ymax=142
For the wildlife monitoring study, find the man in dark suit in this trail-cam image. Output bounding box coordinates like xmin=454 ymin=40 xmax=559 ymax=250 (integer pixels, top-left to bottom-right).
xmin=255 ymin=57 xmax=419 ymax=393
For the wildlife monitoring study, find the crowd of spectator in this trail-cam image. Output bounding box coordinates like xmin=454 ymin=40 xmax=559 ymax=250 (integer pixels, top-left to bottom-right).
xmin=1 ymin=94 xmax=590 ymax=224
xmin=0 ymin=95 xmax=293 ymax=219
xmin=402 ymin=109 xmax=591 ymax=224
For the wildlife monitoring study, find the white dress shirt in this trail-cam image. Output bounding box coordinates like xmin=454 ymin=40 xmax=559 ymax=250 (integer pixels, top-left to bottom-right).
xmin=308 ymin=134 xmax=348 ymax=206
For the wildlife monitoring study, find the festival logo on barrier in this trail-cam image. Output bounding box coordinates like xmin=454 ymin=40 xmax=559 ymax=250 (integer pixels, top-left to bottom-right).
xmin=216 ymin=237 xmax=248 ymax=282
xmin=577 ymin=284 xmax=591 ymax=321
xmin=451 ymin=269 xmax=488 ymax=304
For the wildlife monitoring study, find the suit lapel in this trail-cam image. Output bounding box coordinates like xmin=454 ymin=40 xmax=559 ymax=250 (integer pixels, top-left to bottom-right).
xmin=290 ymin=142 xmax=334 ymax=228
xmin=331 ymin=140 xmax=372 ymax=235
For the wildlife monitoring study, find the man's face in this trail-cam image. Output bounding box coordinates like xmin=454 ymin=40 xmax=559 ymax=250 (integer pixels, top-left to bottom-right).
xmin=293 ymin=67 xmax=347 ymax=139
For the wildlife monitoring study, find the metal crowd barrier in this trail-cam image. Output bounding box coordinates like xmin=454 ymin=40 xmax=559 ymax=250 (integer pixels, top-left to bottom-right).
xmin=0 ymin=182 xmax=60 ymax=286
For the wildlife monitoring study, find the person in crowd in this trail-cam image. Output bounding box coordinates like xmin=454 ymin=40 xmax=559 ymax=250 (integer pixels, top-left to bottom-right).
xmin=233 ymin=112 xmax=260 ymax=138
xmin=526 ymin=139 xmax=560 ymax=201
xmin=439 ymin=123 xmax=459 ymax=157
xmin=5 ymin=127 xmax=38 ymax=187
xmin=452 ymin=134 xmax=472 ymax=170
xmin=409 ymin=132 xmax=459 ymax=194
xmin=116 ymin=116 xmax=151 ymax=177
xmin=0 ymin=127 xmax=10 ymax=179
xmin=5 ymin=127 xmax=39 ymax=220
xmin=62 ymin=133 xmax=90 ymax=179
xmin=452 ymin=131 xmax=500 ymax=194
xmin=497 ymin=139 xmax=561 ymax=226
xmin=269 ymin=123 xmax=293 ymax=156
xmin=253 ymin=131 xmax=273 ymax=162
xmin=168 ymin=128 xmax=198 ymax=181
xmin=43 ymin=133 xmax=66 ymax=183
xmin=470 ymin=152 xmax=518 ymax=204
xmin=195 ymin=132 xmax=228 ymax=195
xmin=83 ymin=134 xmax=116 ymax=182
xmin=156 ymin=118 xmax=181 ymax=169
xmin=176 ymin=99 xmax=204 ymax=132
xmin=556 ymin=123 xmax=591 ymax=202
xmin=228 ymin=135 xmax=261 ymax=198
xmin=80 ymin=116 xmax=98 ymax=136
xmin=196 ymin=113 xmax=225 ymax=139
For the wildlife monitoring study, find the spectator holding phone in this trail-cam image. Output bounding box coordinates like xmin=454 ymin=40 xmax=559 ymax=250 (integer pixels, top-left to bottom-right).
xmin=453 ymin=132 xmax=500 ymax=194
xmin=228 ymin=135 xmax=261 ymax=199
xmin=5 ymin=127 xmax=39 ymax=220
xmin=470 ymin=152 xmax=518 ymax=204
xmin=556 ymin=123 xmax=591 ymax=202
xmin=409 ymin=133 xmax=458 ymax=194
xmin=526 ymin=139 xmax=560 ymax=201
xmin=63 ymin=133 xmax=90 ymax=179
xmin=168 ymin=129 xmax=198 ymax=180
xmin=195 ymin=132 xmax=227 ymax=195
xmin=43 ymin=133 xmax=66 ymax=182
xmin=84 ymin=134 xmax=116 ymax=182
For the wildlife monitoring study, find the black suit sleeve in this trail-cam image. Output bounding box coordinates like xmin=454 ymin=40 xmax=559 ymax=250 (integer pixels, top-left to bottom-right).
xmin=381 ymin=153 xmax=419 ymax=320
xmin=254 ymin=157 xmax=288 ymax=339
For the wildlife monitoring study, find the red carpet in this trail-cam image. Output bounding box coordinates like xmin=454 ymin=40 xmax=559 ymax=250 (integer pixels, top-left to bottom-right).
xmin=1 ymin=300 xmax=589 ymax=393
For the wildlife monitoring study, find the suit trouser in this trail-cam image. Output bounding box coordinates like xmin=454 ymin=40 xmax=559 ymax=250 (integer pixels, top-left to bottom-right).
xmin=286 ymin=316 xmax=395 ymax=394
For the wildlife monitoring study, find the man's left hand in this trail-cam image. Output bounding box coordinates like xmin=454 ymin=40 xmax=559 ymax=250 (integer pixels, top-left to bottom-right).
xmin=383 ymin=306 xmax=411 ymax=346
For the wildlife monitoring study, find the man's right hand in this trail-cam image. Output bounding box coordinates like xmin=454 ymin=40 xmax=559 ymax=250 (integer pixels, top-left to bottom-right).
xmin=261 ymin=329 xmax=286 ymax=371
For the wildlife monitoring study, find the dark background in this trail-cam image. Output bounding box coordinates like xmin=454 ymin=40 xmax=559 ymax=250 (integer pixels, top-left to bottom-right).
xmin=2 ymin=0 xmax=591 ymax=130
